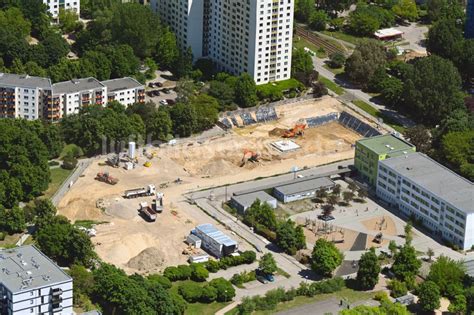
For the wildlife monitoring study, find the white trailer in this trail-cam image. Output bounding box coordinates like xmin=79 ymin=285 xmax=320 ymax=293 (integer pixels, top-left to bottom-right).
xmin=154 ymin=192 xmax=164 ymax=213
xmin=188 ymin=254 xmax=209 ymax=264
xmin=124 ymin=184 xmax=156 ymax=198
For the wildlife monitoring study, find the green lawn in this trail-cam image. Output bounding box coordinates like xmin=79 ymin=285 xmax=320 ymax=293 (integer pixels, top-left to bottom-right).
xmin=321 ymin=30 xmax=363 ymax=46
xmin=185 ymin=302 xmax=232 ymax=315
xmin=352 ymin=100 xmax=406 ymax=133
xmin=42 ymin=167 xmax=73 ymax=199
xmin=318 ymin=76 xmax=345 ymax=95
xmin=293 ymin=38 xmax=328 ymax=58
xmin=74 ymin=220 xmax=109 ymax=229
xmin=225 ymin=288 xmax=377 ymax=315
xmin=323 ymin=64 xmax=345 ymax=75
xmin=0 ymin=233 xmax=22 ymax=248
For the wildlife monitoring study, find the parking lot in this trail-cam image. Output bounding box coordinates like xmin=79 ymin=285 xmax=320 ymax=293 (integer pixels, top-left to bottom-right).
xmin=144 ymin=70 xmax=178 ymax=106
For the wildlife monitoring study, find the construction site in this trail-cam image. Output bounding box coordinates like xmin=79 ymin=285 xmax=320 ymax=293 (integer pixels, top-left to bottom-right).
xmin=56 ymin=96 xmax=390 ymax=274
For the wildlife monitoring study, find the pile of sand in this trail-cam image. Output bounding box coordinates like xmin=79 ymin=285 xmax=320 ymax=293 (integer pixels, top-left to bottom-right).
xmin=198 ymin=159 xmax=240 ymax=176
xmin=127 ymin=247 xmax=165 ymax=272
xmin=362 ymin=216 xmax=398 ymax=237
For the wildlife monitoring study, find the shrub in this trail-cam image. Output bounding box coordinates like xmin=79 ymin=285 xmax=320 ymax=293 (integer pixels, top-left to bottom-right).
xmin=147 ymin=274 xmax=172 ymax=289
xmin=388 ymin=279 xmax=408 ymax=298
xmin=163 ymin=265 xmax=192 ymax=281
xmin=62 ymin=156 xmax=78 ymax=170
xmin=178 ymin=282 xmax=202 ymax=303
xmin=0 ymin=232 xmax=5 ymax=241
xmin=329 ymin=52 xmax=346 ymax=68
xmin=191 ymin=263 xmax=209 ymax=282
xmin=374 ymin=291 xmax=389 ymax=301
xmin=209 ymin=278 xmax=235 ymax=302
xmin=238 ymin=296 xmax=256 ymax=315
xmin=241 ymin=250 xmax=257 ymax=264
xmin=201 ymin=285 xmax=217 ymax=303
xmin=231 ymin=270 xmax=256 ymax=286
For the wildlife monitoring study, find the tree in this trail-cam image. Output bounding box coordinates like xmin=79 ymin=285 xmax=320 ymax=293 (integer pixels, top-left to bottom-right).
xmin=357 ymin=187 xmax=368 ymax=201
xmin=68 ymin=264 xmax=95 ymax=304
xmin=427 ymin=19 xmax=463 ymax=61
xmin=309 ymin=10 xmax=329 ymax=31
xmin=276 ymin=220 xmax=306 ymax=255
xmin=243 ymin=200 xmax=278 ymax=230
xmin=357 ymin=248 xmax=381 ymax=290
xmin=208 ymin=80 xmax=236 ymax=110
xmin=426 ymin=0 xmax=465 ymax=23
xmin=392 ymin=0 xmax=418 ymax=21
xmin=328 ymin=52 xmax=346 ymax=68
xmin=347 ymin=10 xmax=380 ymax=37
xmin=234 ymin=73 xmax=257 ymax=108
xmin=327 ymin=194 xmax=339 ymax=206
xmin=316 ymin=0 xmax=355 ymax=16
xmin=311 ymin=238 xmax=344 ymax=276
xmin=291 ymin=47 xmax=315 ymax=86
xmin=154 ymin=27 xmax=179 ymax=68
xmin=295 ymin=0 xmax=315 ymax=22
xmin=33 ymin=199 xmax=56 ymax=226
xmin=191 ymin=94 xmax=220 ymax=132
xmin=259 ymin=253 xmax=278 ymax=275
xmin=388 ymin=240 xmax=398 ymax=257
xmin=178 ymin=282 xmax=202 ymax=302
xmin=209 ymin=278 xmax=235 ymax=302
xmin=401 ymin=55 xmax=464 ymax=125
xmin=342 ymin=191 xmax=354 ymax=205
xmin=418 ymin=281 xmax=441 ymax=312
xmin=0 ymin=206 xmax=26 ymax=234
xmin=404 ymin=223 xmax=413 ymax=245
xmin=441 ymin=131 xmax=474 ymax=181
xmin=379 ymin=76 xmax=403 ymax=106
xmin=403 ymin=125 xmax=432 ymax=154
xmin=39 ymin=31 xmax=70 ymax=68
xmin=81 ymin=50 xmax=112 ymax=80
xmin=35 ymin=216 xmax=95 ymax=267
xmin=426 ymin=248 xmax=434 ymax=262
xmin=58 ymin=8 xmax=80 ymax=33
xmin=448 ymin=294 xmax=467 ymax=314
xmin=332 ymin=184 xmax=341 ymax=196
xmin=341 ymin=301 xmax=410 ymax=314
xmin=169 ymin=103 xmax=197 ymax=137
xmin=173 ymin=47 xmax=193 ymax=78
xmin=175 ymin=77 xmax=195 ymax=104
xmin=345 ymin=40 xmax=387 ymax=88
xmin=392 ymin=243 xmax=421 ymax=286
xmin=426 ymin=255 xmax=465 ymax=298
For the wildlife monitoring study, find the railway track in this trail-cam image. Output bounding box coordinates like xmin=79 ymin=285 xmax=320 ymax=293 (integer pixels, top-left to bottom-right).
xmin=295 ymin=26 xmax=347 ymax=56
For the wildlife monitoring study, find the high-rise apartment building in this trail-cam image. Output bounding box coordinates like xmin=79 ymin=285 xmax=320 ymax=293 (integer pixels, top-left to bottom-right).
xmin=43 ymin=0 xmax=80 ymax=20
xmin=467 ymin=0 xmax=474 ymax=39
xmin=151 ymin=0 xmax=294 ymax=85
xmin=0 ymin=245 xmax=73 ymax=315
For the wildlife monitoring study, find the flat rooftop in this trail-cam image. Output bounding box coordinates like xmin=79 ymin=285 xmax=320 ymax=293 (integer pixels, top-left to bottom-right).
xmin=101 ymin=77 xmax=143 ymax=93
xmin=357 ymin=134 xmax=415 ymax=155
xmin=0 ymin=245 xmax=72 ymax=294
xmin=0 ymin=73 xmax=51 ymax=89
xmin=275 ymin=177 xmax=335 ymax=196
xmin=231 ymin=191 xmax=276 ymax=208
xmin=375 ymin=28 xmax=404 ymax=38
xmin=195 ymin=224 xmax=237 ymax=247
xmin=380 ymin=153 xmax=474 ymax=213
xmin=53 ymin=77 xmax=104 ymax=94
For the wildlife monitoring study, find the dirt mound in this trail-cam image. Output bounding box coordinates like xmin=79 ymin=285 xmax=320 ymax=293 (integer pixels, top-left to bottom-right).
xmin=127 ymin=247 xmax=165 ymax=272
xmin=269 ymin=128 xmax=286 ymax=137
xmin=198 ymin=158 xmax=240 ymax=176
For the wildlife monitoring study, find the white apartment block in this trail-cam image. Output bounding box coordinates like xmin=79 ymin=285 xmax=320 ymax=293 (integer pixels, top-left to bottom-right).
xmin=43 ymin=0 xmax=80 ymax=20
xmin=376 ymin=152 xmax=474 ymax=250
xmin=0 ymin=73 xmax=145 ymax=122
xmin=102 ymin=77 xmax=146 ymax=106
xmin=0 ymin=245 xmax=73 ymax=315
xmin=51 ymin=78 xmax=107 ymax=119
xmin=151 ymin=0 xmax=294 ymax=85
xmin=0 ymin=73 xmax=52 ymax=121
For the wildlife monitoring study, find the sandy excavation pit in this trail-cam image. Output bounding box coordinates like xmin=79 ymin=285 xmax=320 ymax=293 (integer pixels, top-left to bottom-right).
xmin=57 ymin=97 xmax=378 ymax=274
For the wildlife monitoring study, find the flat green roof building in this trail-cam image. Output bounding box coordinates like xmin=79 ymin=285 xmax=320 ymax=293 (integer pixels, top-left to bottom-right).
xmin=354 ymin=134 xmax=415 ymax=186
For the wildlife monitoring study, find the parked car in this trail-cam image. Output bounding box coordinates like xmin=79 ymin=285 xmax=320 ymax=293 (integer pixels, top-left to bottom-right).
xmin=162 ymin=88 xmax=171 ymax=94
xmin=148 ymin=83 xmax=155 ymax=88
xmin=159 ymin=100 xmax=168 ymax=106
xmin=153 ymin=90 xmax=161 ymax=96
xmin=256 ymin=269 xmax=274 ymax=283
xmin=166 ymin=99 xmax=176 ymax=105
xmin=155 ymin=82 xmax=163 ymax=87
xmin=256 ymin=274 xmax=268 ymax=284
xmin=147 ymin=91 xmax=154 ymax=97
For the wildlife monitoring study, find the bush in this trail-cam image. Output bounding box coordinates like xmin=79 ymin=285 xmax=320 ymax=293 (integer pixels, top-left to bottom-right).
xmin=209 ymin=278 xmax=235 ymax=302
xmin=297 ymin=278 xmax=345 ymax=297
xmin=0 ymin=232 xmax=5 ymax=241
xmin=218 ymin=251 xmax=257 ymax=269
xmin=231 ymin=270 xmax=256 ymax=286
xmin=178 ymin=282 xmax=202 ymax=303
xmin=204 ymin=260 xmax=220 ymax=273
xmin=62 ymin=156 xmax=78 ymax=170
xmin=374 ymin=291 xmax=389 ymax=301
xmin=191 ymin=263 xmax=209 ymax=282
xmin=329 ymin=52 xmax=346 ymax=68
xmin=163 ymin=265 xmax=192 ymax=281
xmin=201 ymin=285 xmax=217 ymax=303
xmin=147 ymin=274 xmax=172 ymax=289
xmin=241 ymin=250 xmax=257 ymax=264
xmin=388 ymin=279 xmax=408 ymax=298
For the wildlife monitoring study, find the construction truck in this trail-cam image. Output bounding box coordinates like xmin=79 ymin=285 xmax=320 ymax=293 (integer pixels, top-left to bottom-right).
xmin=95 ymin=172 xmax=119 ymax=185
xmin=139 ymin=202 xmax=158 ymax=222
xmin=283 ymin=124 xmax=306 ymax=138
xmin=154 ymin=192 xmax=164 ymax=213
xmin=240 ymin=149 xmax=260 ymax=167
xmin=107 ymin=154 xmax=120 ymax=168
xmin=124 ymin=184 xmax=156 ymax=198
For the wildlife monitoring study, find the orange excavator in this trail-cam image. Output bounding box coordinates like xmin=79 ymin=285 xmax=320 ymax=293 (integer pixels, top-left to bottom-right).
xmin=240 ymin=149 xmax=260 ymax=167
xmin=95 ymin=172 xmax=119 ymax=185
xmin=283 ymin=124 xmax=306 ymax=138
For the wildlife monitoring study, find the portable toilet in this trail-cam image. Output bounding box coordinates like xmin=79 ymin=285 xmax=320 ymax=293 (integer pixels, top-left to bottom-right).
xmin=129 ymin=142 xmax=136 ymax=159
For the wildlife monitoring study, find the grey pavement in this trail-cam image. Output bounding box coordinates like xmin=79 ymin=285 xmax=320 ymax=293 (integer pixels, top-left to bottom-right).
xmin=395 ymin=23 xmax=429 ymax=54
xmin=51 ymin=159 xmax=92 ymax=206
xmin=277 ymin=298 xmax=379 ymax=315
